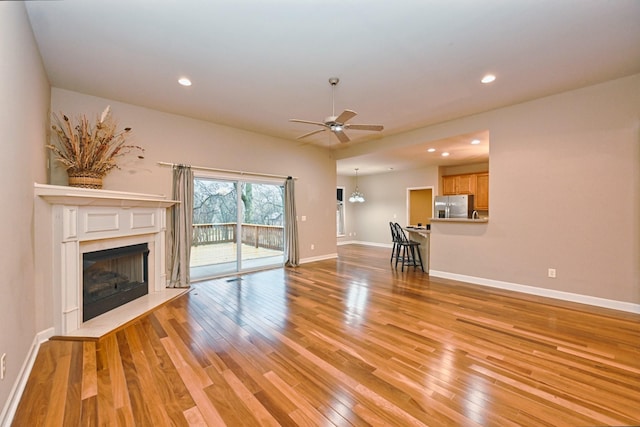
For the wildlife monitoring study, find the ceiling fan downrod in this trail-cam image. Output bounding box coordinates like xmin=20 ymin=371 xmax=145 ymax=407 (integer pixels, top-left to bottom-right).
xmin=329 ymin=77 xmax=339 ymax=118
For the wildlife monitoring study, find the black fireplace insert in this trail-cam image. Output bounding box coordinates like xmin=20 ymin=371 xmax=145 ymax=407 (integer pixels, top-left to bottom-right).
xmin=82 ymin=243 xmax=149 ymax=322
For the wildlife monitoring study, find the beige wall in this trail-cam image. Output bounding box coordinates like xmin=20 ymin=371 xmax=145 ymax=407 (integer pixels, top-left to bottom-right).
xmin=46 ymin=85 xmax=338 ymax=258
xmin=0 ymin=2 xmax=49 ymax=415
xmin=346 ymin=168 xmax=440 ymax=245
xmin=339 ymin=74 xmax=640 ymax=306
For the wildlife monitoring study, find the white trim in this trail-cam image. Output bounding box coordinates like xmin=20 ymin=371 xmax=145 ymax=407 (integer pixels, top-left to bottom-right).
xmin=337 ymin=185 xmax=346 ymax=238
xmin=300 ymin=253 xmax=337 ymax=264
xmin=429 ymin=270 xmax=640 ymax=314
xmin=0 ymin=328 xmax=55 ymax=427
xmin=406 ymin=185 xmax=435 ymax=226
xmin=193 ymin=169 xmax=285 ymax=185
xmin=337 ymin=239 xmax=357 ymax=246
xmin=354 ymin=241 xmax=393 ymax=249
xmin=338 ymin=240 xmax=392 ymax=249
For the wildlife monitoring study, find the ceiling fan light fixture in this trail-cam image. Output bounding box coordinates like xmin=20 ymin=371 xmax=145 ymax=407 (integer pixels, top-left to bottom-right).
xmin=289 ymin=77 xmax=384 ymax=144
xmin=349 ymin=168 xmax=365 ymax=203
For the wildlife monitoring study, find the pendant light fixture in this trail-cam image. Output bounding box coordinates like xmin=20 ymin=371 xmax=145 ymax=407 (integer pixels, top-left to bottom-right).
xmin=348 ymin=168 xmax=365 ymax=203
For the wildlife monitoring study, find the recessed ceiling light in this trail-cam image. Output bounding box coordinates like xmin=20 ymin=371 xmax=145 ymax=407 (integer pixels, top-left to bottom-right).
xmin=178 ymin=77 xmax=192 ymax=87
xmin=427 ymin=148 xmax=436 ymax=152
xmin=441 ymin=152 xmax=450 ymax=157
xmin=471 ymin=139 xmax=481 ymax=145
xmin=481 ymin=74 xmax=496 ymax=84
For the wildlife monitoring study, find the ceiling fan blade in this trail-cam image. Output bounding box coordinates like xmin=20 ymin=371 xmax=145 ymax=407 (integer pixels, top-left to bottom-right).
xmin=334 ymin=130 xmax=351 ymax=143
xmin=345 ymin=124 xmax=384 ymax=131
xmin=289 ymin=119 xmax=327 ymax=127
xmin=334 ymin=109 xmax=357 ymax=124
xmin=297 ymin=128 xmax=327 ymax=139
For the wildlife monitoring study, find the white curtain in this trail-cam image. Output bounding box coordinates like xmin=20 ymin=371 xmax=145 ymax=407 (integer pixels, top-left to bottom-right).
xmin=284 ymin=177 xmax=299 ymax=267
xmin=167 ymin=165 xmax=193 ymax=288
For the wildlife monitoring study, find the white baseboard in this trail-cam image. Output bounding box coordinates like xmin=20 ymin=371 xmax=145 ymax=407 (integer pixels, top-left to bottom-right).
xmin=337 ymin=242 xmax=639 ymax=313
xmin=429 ymin=270 xmax=640 ymax=314
xmin=338 ymin=240 xmax=393 ymax=249
xmin=0 ymin=327 xmax=54 ymax=427
xmin=300 ymin=253 xmax=338 ymax=264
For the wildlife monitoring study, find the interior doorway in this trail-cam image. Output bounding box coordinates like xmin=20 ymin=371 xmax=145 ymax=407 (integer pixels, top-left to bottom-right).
xmin=407 ymin=187 xmax=433 ymax=225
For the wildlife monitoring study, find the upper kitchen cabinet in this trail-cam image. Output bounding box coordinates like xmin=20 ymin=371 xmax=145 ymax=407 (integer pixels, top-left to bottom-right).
xmin=442 ymin=172 xmax=489 ymax=211
xmin=442 ymin=175 xmax=457 ymax=195
xmin=475 ymin=173 xmax=489 ymax=210
xmin=456 ymin=174 xmax=477 ymax=195
xmin=442 ymin=173 xmax=477 ymax=195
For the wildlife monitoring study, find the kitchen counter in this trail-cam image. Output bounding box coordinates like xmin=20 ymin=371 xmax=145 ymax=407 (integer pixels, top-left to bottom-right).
xmin=404 ymin=226 xmax=430 ymax=232
xmin=430 ymin=218 xmax=489 ymax=223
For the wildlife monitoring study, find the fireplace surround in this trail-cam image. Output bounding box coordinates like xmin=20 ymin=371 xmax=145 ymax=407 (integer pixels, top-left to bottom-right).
xmin=35 ymin=183 xmax=178 ymax=335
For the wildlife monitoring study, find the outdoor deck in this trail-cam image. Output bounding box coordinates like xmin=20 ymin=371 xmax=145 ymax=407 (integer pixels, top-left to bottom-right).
xmin=190 ymin=242 xmax=284 ymax=280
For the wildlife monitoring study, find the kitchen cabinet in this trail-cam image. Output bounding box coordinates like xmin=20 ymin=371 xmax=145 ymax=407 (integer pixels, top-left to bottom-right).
xmin=455 ymin=174 xmax=476 ymax=195
xmin=475 ymin=173 xmax=489 ymax=210
xmin=442 ymin=176 xmax=457 ymax=195
xmin=442 ymin=172 xmax=489 ymax=210
xmin=442 ymin=174 xmax=476 ymax=195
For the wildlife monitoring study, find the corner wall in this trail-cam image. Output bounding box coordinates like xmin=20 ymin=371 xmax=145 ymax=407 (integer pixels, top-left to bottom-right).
xmin=42 ymin=88 xmax=337 ymax=326
xmin=344 ymin=74 xmax=640 ymax=306
xmin=0 ymin=2 xmax=50 ymax=420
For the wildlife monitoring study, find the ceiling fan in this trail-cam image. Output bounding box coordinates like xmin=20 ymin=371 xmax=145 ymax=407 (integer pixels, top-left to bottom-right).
xmin=289 ymin=77 xmax=384 ymax=143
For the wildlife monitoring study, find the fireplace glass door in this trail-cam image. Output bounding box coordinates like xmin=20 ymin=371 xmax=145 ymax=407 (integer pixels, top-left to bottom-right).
xmin=82 ymin=243 xmax=149 ymax=321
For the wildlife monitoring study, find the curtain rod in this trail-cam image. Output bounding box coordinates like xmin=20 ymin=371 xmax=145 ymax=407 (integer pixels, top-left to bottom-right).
xmin=157 ymin=162 xmax=297 ymax=180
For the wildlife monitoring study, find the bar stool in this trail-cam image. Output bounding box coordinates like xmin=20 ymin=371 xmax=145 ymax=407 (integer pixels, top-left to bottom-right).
xmin=393 ymin=223 xmax=424 ymax=272
xmin=389 ymin=221 xmax=400 ymax=263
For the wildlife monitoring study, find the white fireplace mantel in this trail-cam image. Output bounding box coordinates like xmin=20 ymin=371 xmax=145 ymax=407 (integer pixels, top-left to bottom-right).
xmin=34 ymin=183 xmax=178 ymax=208
xmin=35 ymin=183 xmax=179 ymax=336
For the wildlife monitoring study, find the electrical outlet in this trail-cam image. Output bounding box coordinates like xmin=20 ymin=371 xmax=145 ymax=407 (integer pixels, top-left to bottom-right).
xmin=1 ymin=353 xmax=6 ymax=380
xmin=310 ymin=244 xmax=315 ymax=250
xmin=548 ymin=268 xmax=556 ymax=278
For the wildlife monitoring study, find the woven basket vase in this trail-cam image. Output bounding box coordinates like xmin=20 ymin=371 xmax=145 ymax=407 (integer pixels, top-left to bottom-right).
xmin=67 ymin=170 xmax=104 ymax=189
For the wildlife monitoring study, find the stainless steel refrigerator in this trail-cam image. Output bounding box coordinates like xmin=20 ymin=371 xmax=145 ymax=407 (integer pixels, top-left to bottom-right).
xmin=434 ymin=195 xmax=474 ymax=219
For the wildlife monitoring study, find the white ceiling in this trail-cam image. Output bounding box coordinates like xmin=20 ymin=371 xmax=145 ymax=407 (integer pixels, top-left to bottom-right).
xmin=25 ymin=1 xmax=640 ymax=176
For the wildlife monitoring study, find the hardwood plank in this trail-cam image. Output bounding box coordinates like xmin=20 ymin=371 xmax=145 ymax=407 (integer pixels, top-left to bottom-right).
xmin=61 ymin=341 xmax=83 ymax=426
xmin=44 ymin=342 xmax=72 ymax=426
xmin=131 ymin=320 xmax=193 ymax=426
xmin=11 ymin=244 xmax=640 ymax=426
xmin=80 ymin=341 xmax=97 ymax=399
xmin=79 ymin=394 xmax=98 ymax=427
xmin=160 ymin=336 xmax=226 ymax=426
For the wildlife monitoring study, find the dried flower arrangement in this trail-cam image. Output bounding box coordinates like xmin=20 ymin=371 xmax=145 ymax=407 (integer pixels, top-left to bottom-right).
xmin=47 ymin=106 xmax=144 ymax=187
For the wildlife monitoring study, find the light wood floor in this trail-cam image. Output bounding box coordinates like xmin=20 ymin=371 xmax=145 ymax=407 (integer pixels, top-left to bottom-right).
xmin=13 ymin=245 xmax=640 ymax=426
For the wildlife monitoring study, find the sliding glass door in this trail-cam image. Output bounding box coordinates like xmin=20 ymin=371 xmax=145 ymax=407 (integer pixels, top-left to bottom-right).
xmin=239 ymin=182 xmax=286 ymax=270
xmin=190 ymin=176 xmax=285 ymax=280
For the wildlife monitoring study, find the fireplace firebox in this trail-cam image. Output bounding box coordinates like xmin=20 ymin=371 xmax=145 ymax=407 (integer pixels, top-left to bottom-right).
xmin=82 ymin=243 xmax=149 ymax=322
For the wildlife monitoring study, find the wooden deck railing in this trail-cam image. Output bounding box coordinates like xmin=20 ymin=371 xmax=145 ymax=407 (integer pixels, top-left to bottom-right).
xmin=192 ymin=223 xmax=284 ymax=251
